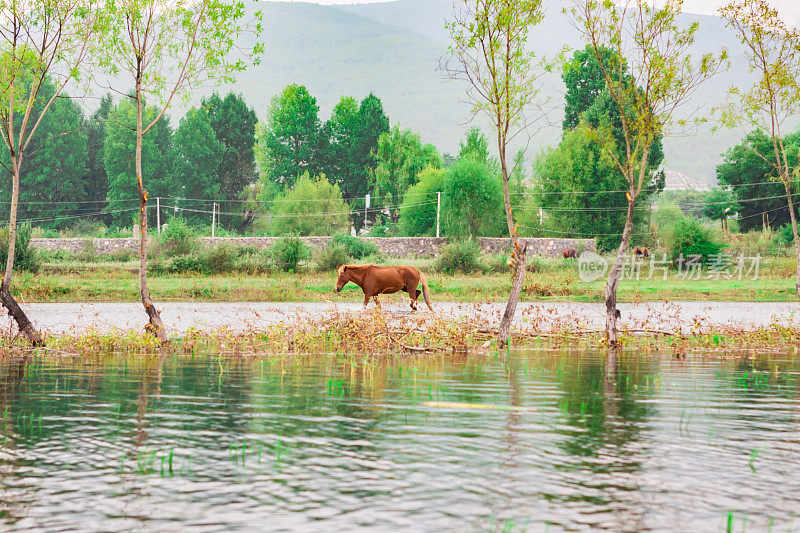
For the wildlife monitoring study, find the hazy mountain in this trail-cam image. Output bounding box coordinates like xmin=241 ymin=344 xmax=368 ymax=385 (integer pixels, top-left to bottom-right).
xmin=184 ymin=0 xmax=790 ymax=185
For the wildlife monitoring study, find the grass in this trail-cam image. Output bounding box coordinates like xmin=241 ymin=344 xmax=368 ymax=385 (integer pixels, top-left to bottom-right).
xmin=6 ymin=255 xmax=800 ymax=303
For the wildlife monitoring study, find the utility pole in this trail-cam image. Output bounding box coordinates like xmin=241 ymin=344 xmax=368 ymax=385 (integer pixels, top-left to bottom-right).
xmin=156 ymin=197 xmax=161 ymax=234
xmin=212 ymin=202 xmax=217 ymax=238
xmin=365 ymin=192 xmax=370 ymax=232
xmin=436 ymin=191 xmax=441 ymax=238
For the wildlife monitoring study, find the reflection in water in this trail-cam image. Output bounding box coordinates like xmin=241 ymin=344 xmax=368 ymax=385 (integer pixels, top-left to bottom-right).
xmin=0 ymin=351 xmax=799 ymax=531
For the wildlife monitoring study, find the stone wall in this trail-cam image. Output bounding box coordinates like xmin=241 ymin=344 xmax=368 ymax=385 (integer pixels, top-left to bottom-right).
xmin=31 ymin=236 xmax=596 ymax=258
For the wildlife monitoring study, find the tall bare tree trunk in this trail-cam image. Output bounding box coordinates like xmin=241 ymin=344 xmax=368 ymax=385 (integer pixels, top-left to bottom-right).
xmin=782 ymin=179 xmax=800 ymax=297
xmin=497 ymin=144 xmax=526 ymax=347
xmin=604 ymin=189 xmax=636 ymax=346
xmin=1 ymin=158 xmax=43 ymax=346
xmin=135 ymin=91 xmax=167 ymax=343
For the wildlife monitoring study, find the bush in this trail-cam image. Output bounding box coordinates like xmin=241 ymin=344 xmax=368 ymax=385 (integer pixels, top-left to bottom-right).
xmin=668 ymin=218 xmax=724 ymax=264
xmin=315 ymin=244 xmax=350 ymax=272
xmin=155 ymin=217 xmax=200 ymax=257
xmin=76 ymin=240 xmax=99 ymax=262
xmin=436 ymin=240 xmax=482 ymax=274
xmin=232 ymin=250 xmax=274 ymax=274
xmin=330 ymin=233 xmax=378 ymax=260
xmin=271 ymin=236 xmax=310 ymax=272
xmin=483 ymin=253 xmax=510 ymax=274
xmin=0 ymin=224 xmax=40 ymax=273
xmin=200 ymin=244 xmax=238 ymax=274
xmin=65 ymin=219 xmax=107 ymax=238
xmin=169 ymin=253 xmax=208 ymax=274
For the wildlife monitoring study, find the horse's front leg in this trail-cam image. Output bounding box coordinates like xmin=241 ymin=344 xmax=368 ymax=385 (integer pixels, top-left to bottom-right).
xmin=363 ymin=293 xmax=371 ymax=308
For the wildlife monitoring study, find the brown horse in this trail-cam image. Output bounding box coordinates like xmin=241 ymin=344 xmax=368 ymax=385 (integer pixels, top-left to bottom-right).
xmin=335 ymin=264 xmax=433 ymax=312
xmin=633 ymin=246 xmax=650 ymax=258
xmin=562 ymin=249 xmax=577 ymax=259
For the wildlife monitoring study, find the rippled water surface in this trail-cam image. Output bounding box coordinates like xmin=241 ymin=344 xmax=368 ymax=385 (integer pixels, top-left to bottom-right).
xmin=1 ymin=351 xmax=800 ymax=532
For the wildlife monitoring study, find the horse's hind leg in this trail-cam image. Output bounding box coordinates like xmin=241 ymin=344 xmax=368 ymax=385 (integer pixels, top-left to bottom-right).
xmin=373 ymin=296 xmax=382 ymax=310
xmin=407 ymin=283 xmax=419 ymax=312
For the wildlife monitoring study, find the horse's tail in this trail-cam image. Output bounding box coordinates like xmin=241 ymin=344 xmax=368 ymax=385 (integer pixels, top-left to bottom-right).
xmin=419 ymin=271 xmax=434 ymax=312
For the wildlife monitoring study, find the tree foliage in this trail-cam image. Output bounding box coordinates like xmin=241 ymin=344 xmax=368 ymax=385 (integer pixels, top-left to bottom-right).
xmin=442 ymin=156 xmax=505 ymax=238
xmin=373 ymin=125 xmax=441 ymax=222
xmin=203 ymin=92 xmax=258 ymax=206
xmin=398 ymin=166 xmax=446 ymax=236
xmin=716 ymin=129 xmax=799 ymax=231
xmin=269 ymin=173 xmax=350 ymax=236
xmin=258 ymin=84 xmax=321 ymax=189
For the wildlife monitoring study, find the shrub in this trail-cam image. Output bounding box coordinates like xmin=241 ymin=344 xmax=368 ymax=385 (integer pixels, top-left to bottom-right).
xmin=483 ymin=253 xmax=510 ymax=274
xmin=774 ymin=224 xmax=795 ymax=246
xmin=271 ymin=236 xmax=310 ymax=272
xmin=76 ymin=240 xmax=99 ymax=262
xmin=200 ymin=244 xmax=238 ymax=274
xmin=668 ymin=218 xmax=724 ymax=264
xmin=233 ymin=250 xmax=274 ymax=274
xmin=169 ymin=254 xmax=208 ymax=274
xmin=0 ymin=224 xmax=40 ymax=273
xmin=330 ymin=233 xmax=378 ymax=260
xmin=65 ymin=219 xmax=107 ymax=238
xmin=155 ymin=217 xmax=200 ymax=257
xmin=315 ymin=244 xmax=350 ymax=272
xmin=436 ymin=240 xmax=482 ymax=274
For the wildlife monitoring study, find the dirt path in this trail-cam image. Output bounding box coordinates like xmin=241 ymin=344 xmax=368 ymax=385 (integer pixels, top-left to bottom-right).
xmin=5 ymin=300 xmax=798 ymax=335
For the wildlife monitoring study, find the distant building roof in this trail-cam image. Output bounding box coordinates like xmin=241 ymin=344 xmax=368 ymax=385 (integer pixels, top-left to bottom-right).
xmin=663 ymin=169 xmax=711 ymax=192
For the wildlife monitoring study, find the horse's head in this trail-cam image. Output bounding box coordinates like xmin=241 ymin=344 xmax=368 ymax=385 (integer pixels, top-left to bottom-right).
xmin=335 ymin=265 xmax=350 ymax=292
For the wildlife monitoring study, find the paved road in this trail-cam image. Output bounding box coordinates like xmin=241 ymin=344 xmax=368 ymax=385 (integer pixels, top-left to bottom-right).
xmin=4 ymin=300 xmax=798 ymax=335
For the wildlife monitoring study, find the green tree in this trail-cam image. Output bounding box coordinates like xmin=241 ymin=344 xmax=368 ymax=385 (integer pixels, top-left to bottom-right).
xmin=533 ymin=126 xmax=636 ymax=251
xmin=0 ymin=0 xmax=102 ymax=345
xmin=569 ymin=0 xmax=726 ymax=344
xmin=446 ymin=0 xmax=546 ymax=345
xmin=269 ymin=174 xmax=350 ymax=236
xmin=104 ymin=100 xmax=175 ymax=227
xmin=398 ymin=166 xmax=446 ymax=236
xmin=84 ymin=93 xmax=114 ymax=220
xmin=100 ymin=0 xmax=259 ymax=341
xmin=373 ymin=125 xmax=441 ymax=222
xmin=172 ymin=107 xmax=224 ymax=224
xmin=721 ymin=0 xmax=800 ymax=297
xmin=703 ymin=188 xmax=741 ymax=231
xmin=442 ymin=156 xmax=505 ymax=238
xmin=716 ymin=130 xmax=798 ymax=231
xmin=258 ymin=84 xmax=321 ymax=189
xmin=0 ymin=81 xmax=89 ymax=230
xmin=203 ymin=92 xmax=258 ymax=226
xmin=320 ymin=93 xmax=390 ymax=230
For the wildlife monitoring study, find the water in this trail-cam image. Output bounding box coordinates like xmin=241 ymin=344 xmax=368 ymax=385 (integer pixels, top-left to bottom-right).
xmin=1 ymin=351 xmax=799 ymax=532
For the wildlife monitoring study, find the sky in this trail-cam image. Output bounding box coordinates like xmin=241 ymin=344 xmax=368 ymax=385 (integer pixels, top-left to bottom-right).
xmin=272 ymin=0 xmax=800 ymax=23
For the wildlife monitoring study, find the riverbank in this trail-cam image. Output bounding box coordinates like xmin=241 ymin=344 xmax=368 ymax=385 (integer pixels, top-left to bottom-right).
xmin=8 ymin=261 xmax=800 ymax=303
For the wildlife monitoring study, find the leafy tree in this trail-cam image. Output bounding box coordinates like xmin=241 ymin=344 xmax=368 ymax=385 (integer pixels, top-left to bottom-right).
xmin=104 ymin=100 xmax=175 ymax=227
xmin=0 ymin=81 xmax=89 ymax=230
xmin=203 ymin=92 xmax=258 ymax=225
xmin=446 ymin=0 xmax=546 ymax=345
xmin=84 ymin=93 xmax=114 ymax=220
xmin=534 ymin=126 xmax=639 ymax=251
xmin=100 ymin=0 xmax=259 ymax=341
xmin=442 ymin=156 xmax=505 ymax=238
xmin=0 ymin=0 xmax=101 ymax=345
xmin=373 ymin=125 xmax=441 ymax=222
xmin=269 ymin=174 xmax=350 ymax=236
xmin=569 ymin=0 xmax=726 ymax=344
xmin=172 ymin=107 xmax=224 ymax=225
xmin=398 ymin=166 xmax=446 ymax=236
xmin=258 ymin=84 xmax=321 ymax=189
xmin=703 ymin=188 xmax=741 ymax=231
xmin=716 ymin=130 xmax=798 ymax=232
xmin=320 ymin=93 xmax=390 ymax=230
xmin=721 ymin=0 xmax=800 ymax=297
